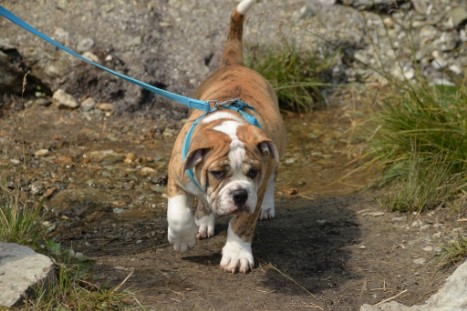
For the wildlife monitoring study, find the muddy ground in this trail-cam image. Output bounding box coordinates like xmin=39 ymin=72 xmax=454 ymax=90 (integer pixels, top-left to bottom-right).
xmin=1 ymin=1 xmax=465 ymax=310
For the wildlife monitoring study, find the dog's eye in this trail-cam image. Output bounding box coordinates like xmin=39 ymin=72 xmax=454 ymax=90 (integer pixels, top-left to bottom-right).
xmin=210 ymin=170 xmax=226 ymax=180
xmin=248 ymin=168 xmax=259 ymax=179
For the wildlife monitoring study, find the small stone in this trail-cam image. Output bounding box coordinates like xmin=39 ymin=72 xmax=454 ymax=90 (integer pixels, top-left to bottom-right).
xmin=52 ymin=89 xmax=79 ymax=109
xmin=81 ymin=97 xmax=96 ymax=111
xmin=124 ymin=152 xmax=136 ymax=164
xmin=140 ymin=167 xmax=156 ymax=176
xmin=97 ymin=103 xmax=114 ymax=112
xmin=34 ymin=98 xmax=52 ymax=106
xmin=366 ymin=211 xmax=385 ymax=217
xmin=77 ymin=37 xmax=94 ymax=52
xmin=30 ymin=181 xmax=44 ymax=195
xmin=411 ymin=219 xmax=425 ymax=228
xmin=83 ymin=150 xmax=125 ymax=164
xmin=448 ymin=64 xmax=463 ymax=75
xmin=445 ymin=7 xmax=467 ymax=29
xmin=411 ymin=0 xmax=428 ymax=15
xmin=82 ymin=51 xmax=100 ymax=63
xmin=34 ymin=149 xmax=50 ymax=157
xmin=9 ymin=159 xmax=20 ymax=165
xmin=56 ymin=0 xmax=68 ymax=10
xmin=56 ymin=155 xmax=73 ymax=165
xmin=413 ymin=257 xmax=426 ymax=265
xmin=422 ymin=246 xmax=434 ymax=252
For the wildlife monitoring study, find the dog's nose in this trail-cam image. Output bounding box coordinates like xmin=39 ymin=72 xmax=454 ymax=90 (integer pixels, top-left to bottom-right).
xmin=232 ymin=189 xmax=248 ymax=206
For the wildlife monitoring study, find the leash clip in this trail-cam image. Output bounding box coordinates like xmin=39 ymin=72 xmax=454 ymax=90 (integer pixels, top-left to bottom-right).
xmin=213 ymin=98 xmax=242 ymax=110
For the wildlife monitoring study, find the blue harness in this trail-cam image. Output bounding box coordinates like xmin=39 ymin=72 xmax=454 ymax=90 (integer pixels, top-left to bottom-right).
xmin=182 ymin=99 xmax=261 ymax=191
xmin=0 ymin=6 xmax=262 ymax=190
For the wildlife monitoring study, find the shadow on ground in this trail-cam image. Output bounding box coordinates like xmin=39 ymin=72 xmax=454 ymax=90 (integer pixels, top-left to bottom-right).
xmin=71 ymin=194 xmax=361 ymax=310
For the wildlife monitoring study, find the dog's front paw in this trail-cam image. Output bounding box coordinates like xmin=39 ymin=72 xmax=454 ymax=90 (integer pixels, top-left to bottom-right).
xmin=220 ymin=234 xmax=254 ymax=273
xmin=195 ymin=214 xmax=215 ymax=239
xmin=168 ymin=223 xmax=197 ymax=252
xmin=259 ymin=205 xmax=275 ymax=220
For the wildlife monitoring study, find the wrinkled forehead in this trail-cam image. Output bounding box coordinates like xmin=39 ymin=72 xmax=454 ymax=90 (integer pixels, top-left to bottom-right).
xmin=213 ymin=120 xmax=247 ymax=171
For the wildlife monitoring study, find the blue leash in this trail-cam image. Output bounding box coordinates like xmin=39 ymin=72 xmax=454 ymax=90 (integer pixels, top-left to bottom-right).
xmin=0 ymin=5 xmax=211 ymax=112
xmin=0 ymin=5 xmax=262 ymax=191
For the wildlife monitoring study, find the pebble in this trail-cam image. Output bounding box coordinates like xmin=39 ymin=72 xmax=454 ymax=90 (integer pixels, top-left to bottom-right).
xmin=97 ymin=103 xmax=114 ymax=112
xmin=413 ymin=257 xmax=426 ymax=265
xmin=81 ymin=97 xmax=96 ymax=111
xmin=52 ymin=89 xmax=79 ymax=109
xmin=124 ymin=152 xmax=137 ymax=164
xmin=445 ymin=7 xmax=467 ymax=29
xmin=411 ymin=219 xmax=425 ymax=228
xmin=140 ymin=167 xmax=156 ymax=176
xmin=77 ymin=37 xmax=94 ymax=52
xmin=34 ymin=149 xmax=50 ymax=157
xmin=83 ymin=150 xmax=125 ymax=164
xmin=82 ymin=52 xmax=100 ymax=63
xmin=9 ymin=159 xmax=20 ymax=165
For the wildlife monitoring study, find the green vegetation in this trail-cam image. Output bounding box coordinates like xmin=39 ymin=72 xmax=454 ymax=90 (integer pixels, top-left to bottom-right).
xmin=367 ymin=81 xmax=466 ymax=213
xmin=0 ymin=188 xmax=43 ymax=246
xmin=437 ymin=236 xmax=467 ymax=268
xmin=0 ymin=188 xmax=141 ymax=310
xmin=247 ymin=45 xmax=333 ymax=112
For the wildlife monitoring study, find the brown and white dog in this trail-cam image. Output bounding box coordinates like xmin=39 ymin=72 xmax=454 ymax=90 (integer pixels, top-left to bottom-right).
xmin=166 ymin=0 xmax=286 ymax=273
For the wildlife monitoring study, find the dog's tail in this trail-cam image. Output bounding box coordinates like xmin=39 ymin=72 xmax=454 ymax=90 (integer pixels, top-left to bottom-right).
xmin=221 ymin=0 xmax=256 ymax=66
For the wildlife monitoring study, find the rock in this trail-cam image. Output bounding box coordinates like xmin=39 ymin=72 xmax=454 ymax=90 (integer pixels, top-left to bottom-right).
xmin=76 ymin=37 xmax=94 ymax=52
xmin=52 ymin=89 xmax=79 ymax=109
xmin=360 ymin=259 xmax=467 ymax=311
xmin=34 ymin=149 xmax=50 ymax=157
xmin=83 ymin=149 xmax=125 ymax=164
xmin=81 ymin=97 xmax=96 ymax=111
xmin=0 ymin=48 xmax=24 ymax=95
xmin=124 ymin=152 xmax=137 ymax=164
xmin=413 ymin=257 xmax=426 ymax=265
xmin=34 ymin=97 xmax=52 ymax=106
xmin=411 ymin=0 xmax=428 ymax=15
xmin=0 ymin=242 xmax=54 ymax=308
xmin=82 ymin=51 xmax=100 ymax=63
xmin=444 ymin=7 xmax=467 ymax=29
xmin=96 ymin=103 xmax=114 ymax=112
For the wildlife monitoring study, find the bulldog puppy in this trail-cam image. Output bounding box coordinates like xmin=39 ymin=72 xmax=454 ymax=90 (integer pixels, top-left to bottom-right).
xmin=167 ymin=0 xmax=286 ymax=273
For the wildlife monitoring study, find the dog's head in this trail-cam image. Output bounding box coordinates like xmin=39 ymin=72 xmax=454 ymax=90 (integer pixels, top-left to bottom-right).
xmin=184 ymin=120 xmax=278 ymax=216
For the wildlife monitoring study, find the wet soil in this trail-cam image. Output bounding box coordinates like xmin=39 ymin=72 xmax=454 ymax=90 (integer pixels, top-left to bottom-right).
xmin=0 ymin=95 xmax=461 ymax=310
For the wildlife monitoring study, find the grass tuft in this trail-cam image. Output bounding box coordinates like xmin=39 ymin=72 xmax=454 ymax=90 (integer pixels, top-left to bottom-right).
xmin=0 ymin=185 xmax=142 ymax=310
xmin=367 ymin=81 xmax=467 ymax=212
xmin=247 ymin=45 xmax=333 ymax=112
xmin=437 ymin=236 xmax=467 ymax=268
xmin=0 ymin=187 xmax=43 ymax=246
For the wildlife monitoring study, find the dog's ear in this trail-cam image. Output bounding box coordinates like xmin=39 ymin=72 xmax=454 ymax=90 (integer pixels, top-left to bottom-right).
xmin=184 ymin=148 xmax=210 ymax=171
xmin=258 ymin=140 xmax=279 ymax=163
xmin=184 ymin=129 xmax=230 ymax=171
xmin=237 ymin=125 xmax=280 ymax=163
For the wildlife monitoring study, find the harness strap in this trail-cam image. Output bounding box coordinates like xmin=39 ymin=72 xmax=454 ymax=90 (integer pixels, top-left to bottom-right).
xmin=0 ymin=6 xmax=211 ymax=112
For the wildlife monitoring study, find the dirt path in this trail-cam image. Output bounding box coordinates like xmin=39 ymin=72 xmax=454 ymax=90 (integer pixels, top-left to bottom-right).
xmin=0 ymin=98 xmax=460 ymax=310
